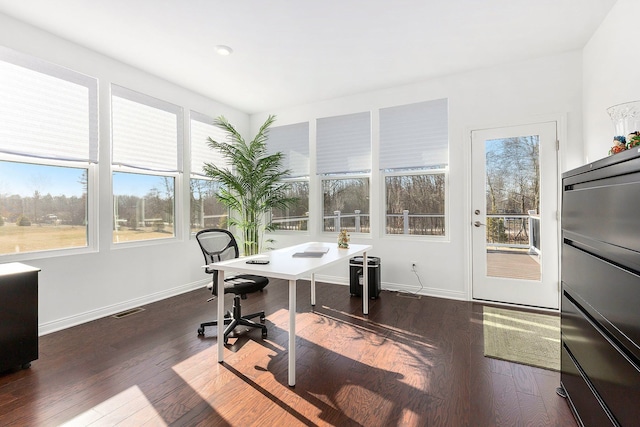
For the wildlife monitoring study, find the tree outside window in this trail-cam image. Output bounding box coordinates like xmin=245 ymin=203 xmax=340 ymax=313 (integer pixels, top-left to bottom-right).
xmin=385 ymin=172 xmax=445 ymax=235
xmin=0 ymin=161 xmax=88 ymax=254
xmin=112 ymin=172 xmax=175 ymax=243
xmin=190 ymin=178 xmax=228 ymax=232
xmin=322 ymin=177 xmax=370 ymax=232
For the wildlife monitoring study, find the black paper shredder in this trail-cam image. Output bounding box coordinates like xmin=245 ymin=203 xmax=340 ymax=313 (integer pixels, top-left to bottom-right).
xmin=349 ymin=256 xmax=381 ymax=299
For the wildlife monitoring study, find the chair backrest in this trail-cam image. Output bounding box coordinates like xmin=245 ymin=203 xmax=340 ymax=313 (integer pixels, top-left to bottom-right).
xmin=195 ymin=229 xmax=240 ymax=292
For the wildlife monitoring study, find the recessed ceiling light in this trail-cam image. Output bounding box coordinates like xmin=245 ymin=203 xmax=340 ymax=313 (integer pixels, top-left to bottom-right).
xmin=215 ymin=45 xmax=233 ymax=56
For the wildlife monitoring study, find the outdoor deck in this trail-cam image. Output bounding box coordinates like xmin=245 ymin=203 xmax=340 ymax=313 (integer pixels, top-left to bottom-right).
xmin=486 ymin=249 xmax=541 ymax=281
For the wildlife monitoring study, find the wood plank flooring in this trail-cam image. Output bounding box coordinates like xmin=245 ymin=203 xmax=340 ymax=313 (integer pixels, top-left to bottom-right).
xmin=487 ymin=250 xmax=541 ymax=281
xmin=0 ymin=280 xmax=577 ymax=426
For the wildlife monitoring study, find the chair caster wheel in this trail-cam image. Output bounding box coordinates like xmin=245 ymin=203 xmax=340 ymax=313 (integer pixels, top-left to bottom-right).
xmin=262 ymin=330 xmax=268 ymax=338
xmin=260 ymin=315 xmax=266 ymax=323
xmin=197 ymin=327 xmax=204 ymax=336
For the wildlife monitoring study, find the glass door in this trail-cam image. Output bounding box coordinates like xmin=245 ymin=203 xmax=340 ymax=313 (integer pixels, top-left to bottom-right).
xmin=471 ymin=122 xmax=559 ymax=309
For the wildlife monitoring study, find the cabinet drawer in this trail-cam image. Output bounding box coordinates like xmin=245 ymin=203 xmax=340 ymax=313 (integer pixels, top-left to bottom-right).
xmin=562 ymin=292 xmax=640 ymax=426
xmin=561 ymin=344 xmax=615 ymax=426
xmin=563 ymin=171 xmax=640 ymax=252
xmin=562 ymin=243 xmax=640 ymax=360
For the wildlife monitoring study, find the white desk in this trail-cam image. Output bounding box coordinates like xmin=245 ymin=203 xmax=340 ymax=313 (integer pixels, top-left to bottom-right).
xmin=209 ymin=242 xmax=373 ymax=386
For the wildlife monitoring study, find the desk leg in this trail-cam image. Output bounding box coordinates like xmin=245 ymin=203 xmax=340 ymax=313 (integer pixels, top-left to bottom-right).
xmin=310 ymin=273 xmax=316 ymax=306
xmin=289 ymin=279 xmax=296 ymax=387
xmin=362 ymin=252 xmax=369 ymax=315
xmin=217 ymin=270 xmax=225 ymax=363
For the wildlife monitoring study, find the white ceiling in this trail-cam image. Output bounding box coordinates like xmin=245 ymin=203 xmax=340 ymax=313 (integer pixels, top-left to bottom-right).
xmin=0 ymin=0 xmax=617 ymax=114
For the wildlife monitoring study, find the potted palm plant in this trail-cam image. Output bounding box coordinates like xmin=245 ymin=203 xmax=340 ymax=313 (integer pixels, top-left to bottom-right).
xmin=203 ymin=115 xmax=297 ymax=255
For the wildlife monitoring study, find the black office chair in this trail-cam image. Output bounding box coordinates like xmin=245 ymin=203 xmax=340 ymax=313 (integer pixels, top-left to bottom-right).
xmin=195 ymin=229 xmax=268 ymax=344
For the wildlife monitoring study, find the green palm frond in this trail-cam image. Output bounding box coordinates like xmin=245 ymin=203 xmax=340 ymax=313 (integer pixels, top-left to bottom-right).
xmin=202 ymin=114 xmax=297 ymax=255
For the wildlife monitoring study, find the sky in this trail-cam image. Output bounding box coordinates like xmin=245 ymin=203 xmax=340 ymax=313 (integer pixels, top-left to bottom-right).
xmin=0 ymin=161 xmax=171 ymax=198
xmin=0 ymin=161 xmax=85 ymax=197
xmin=113 ymin=171 xmax=171 ymax=198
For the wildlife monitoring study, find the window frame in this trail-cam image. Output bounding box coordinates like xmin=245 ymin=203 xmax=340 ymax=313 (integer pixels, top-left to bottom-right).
xmin=265 ymin=121 xmax=310 ymax=234
xmin=110 ymin=167 xmax=181 ymax=247
xmin=0 ymin=155 xmax=98 ymax=260
xmin=316 ymin=112 xmax=372 ymax=236
xmin=188 ymin=111 xmax=230 ymax=236
xmin=0 ymin=47 xmax=98 ymax=260
xmin=379 ymin=98 xmax=449 ymax=240
xmin=110 ymin=85 xmax=183 ymax=246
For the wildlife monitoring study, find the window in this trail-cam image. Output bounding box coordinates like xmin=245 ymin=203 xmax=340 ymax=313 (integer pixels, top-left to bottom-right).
xmin=272 ymin=179 xmax=309 ymax=231
xmin=385 ymin=172 xmax=446 ymax=235
xmin=380 ymin=99 xmax=448 ymax=236
xmin=113 ymin=172 xmax=175 ymax=242
xmin=189 ymin=112 xmax=229 ymax=233
xmin=322 ymin=177 xmax=370 ymax=232
xmin=0 ymin=47 xmax=97 ymax=255
xmin=266 ymin=122 xmax=309 ymax=231
xmin=190 ymin=178 xmax=227 ymax=231
xmin=111 ymin=85 xmax=182 ymax=243
xmin=317 ymin=112 xmax=371 ymax=233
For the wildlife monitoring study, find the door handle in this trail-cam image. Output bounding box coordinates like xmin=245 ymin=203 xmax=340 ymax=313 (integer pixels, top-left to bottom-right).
xmin=473 ymin=221 xmax=485 ymax=227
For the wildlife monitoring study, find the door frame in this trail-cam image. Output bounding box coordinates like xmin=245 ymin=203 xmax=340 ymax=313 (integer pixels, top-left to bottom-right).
xmin=464 ymin=114 xmax=566 ymax=310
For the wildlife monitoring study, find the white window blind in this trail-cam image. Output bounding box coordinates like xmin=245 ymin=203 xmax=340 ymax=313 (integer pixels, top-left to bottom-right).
xmin=111 ymin=85 xmax=183 ymax=172
xmin=316 ymin=112 xmax=371 ymax=175
xmin=379 ymin=98 xmax=448 ymax=170
xmin=0 ymin=46 xmax=98 ymax=162
xmin=190 ymin=111 xmax=229 ymax=177
xmin=267 ymin=122 xmax=309 ymax=178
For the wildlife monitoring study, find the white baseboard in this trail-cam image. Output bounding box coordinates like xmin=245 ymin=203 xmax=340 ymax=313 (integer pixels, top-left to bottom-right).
xmin=382 ymin=282 xmax=467 ymax=301
xmin=314 ymin=274 xmax=349 ymax=286
xmin=314 ymin=275 xmax=467 ymax=301
xmin=38 ymin=279 xmax=208 ymax=336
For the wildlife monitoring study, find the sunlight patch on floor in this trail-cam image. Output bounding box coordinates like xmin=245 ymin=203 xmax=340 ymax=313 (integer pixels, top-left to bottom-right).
xmin=484 ymin=311 xmax=560 ymax=332
xmin=59 ymin=385 xmax=165 ymax=427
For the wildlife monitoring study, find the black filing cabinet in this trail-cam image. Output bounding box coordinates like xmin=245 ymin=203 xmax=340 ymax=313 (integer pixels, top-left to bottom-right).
xmin=349 ymin=256 xmax=381 ymax=299
xmin=561 ymin=149 xmax=640 ymax=426
xmin=0 ymin=262 xmax=40 ymax=372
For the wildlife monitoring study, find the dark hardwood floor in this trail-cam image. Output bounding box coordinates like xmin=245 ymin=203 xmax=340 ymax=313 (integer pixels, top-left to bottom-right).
xmin=0 ymin=279 xmax=577 ymax=426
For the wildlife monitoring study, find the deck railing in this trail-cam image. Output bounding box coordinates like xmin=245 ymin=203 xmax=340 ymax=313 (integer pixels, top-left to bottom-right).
xmin=486 ymin=212 xmax=540 ymax=254
xmin=191 ymin=213 xmax=228 ymax=229
xmin=272 ymin=209 xmax=445 ymax=235
xmin=197 ymin=211 xmax=537 ymax=249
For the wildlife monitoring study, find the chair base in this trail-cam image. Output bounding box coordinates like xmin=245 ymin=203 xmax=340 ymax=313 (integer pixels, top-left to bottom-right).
xmin=197 ymin=295 xmax=267 ymax=344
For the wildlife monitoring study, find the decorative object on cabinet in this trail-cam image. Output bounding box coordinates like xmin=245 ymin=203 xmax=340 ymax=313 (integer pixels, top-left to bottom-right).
xmin=627 ymin=131 xmax=640 ymax=149
xmin=607 ymin=100 xmax=640 ymax=156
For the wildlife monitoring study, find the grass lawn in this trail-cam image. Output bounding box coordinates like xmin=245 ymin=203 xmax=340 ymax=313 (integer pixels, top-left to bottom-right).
xmin=0 ymin=223 xmax=173 ymax=254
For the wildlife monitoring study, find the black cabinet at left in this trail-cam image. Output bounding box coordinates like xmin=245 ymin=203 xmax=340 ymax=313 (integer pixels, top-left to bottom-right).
xmin=0 ymin=262 xmax=40 ymax=372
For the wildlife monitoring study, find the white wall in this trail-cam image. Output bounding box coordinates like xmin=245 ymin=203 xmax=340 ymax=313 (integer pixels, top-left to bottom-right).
xmin=252 ymin=51 xmax=583 ymax=300
xmin=583 ymin=0 xmax=640 ymax=163
xmin=0 ymin=13 xmax=249 ymax=334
